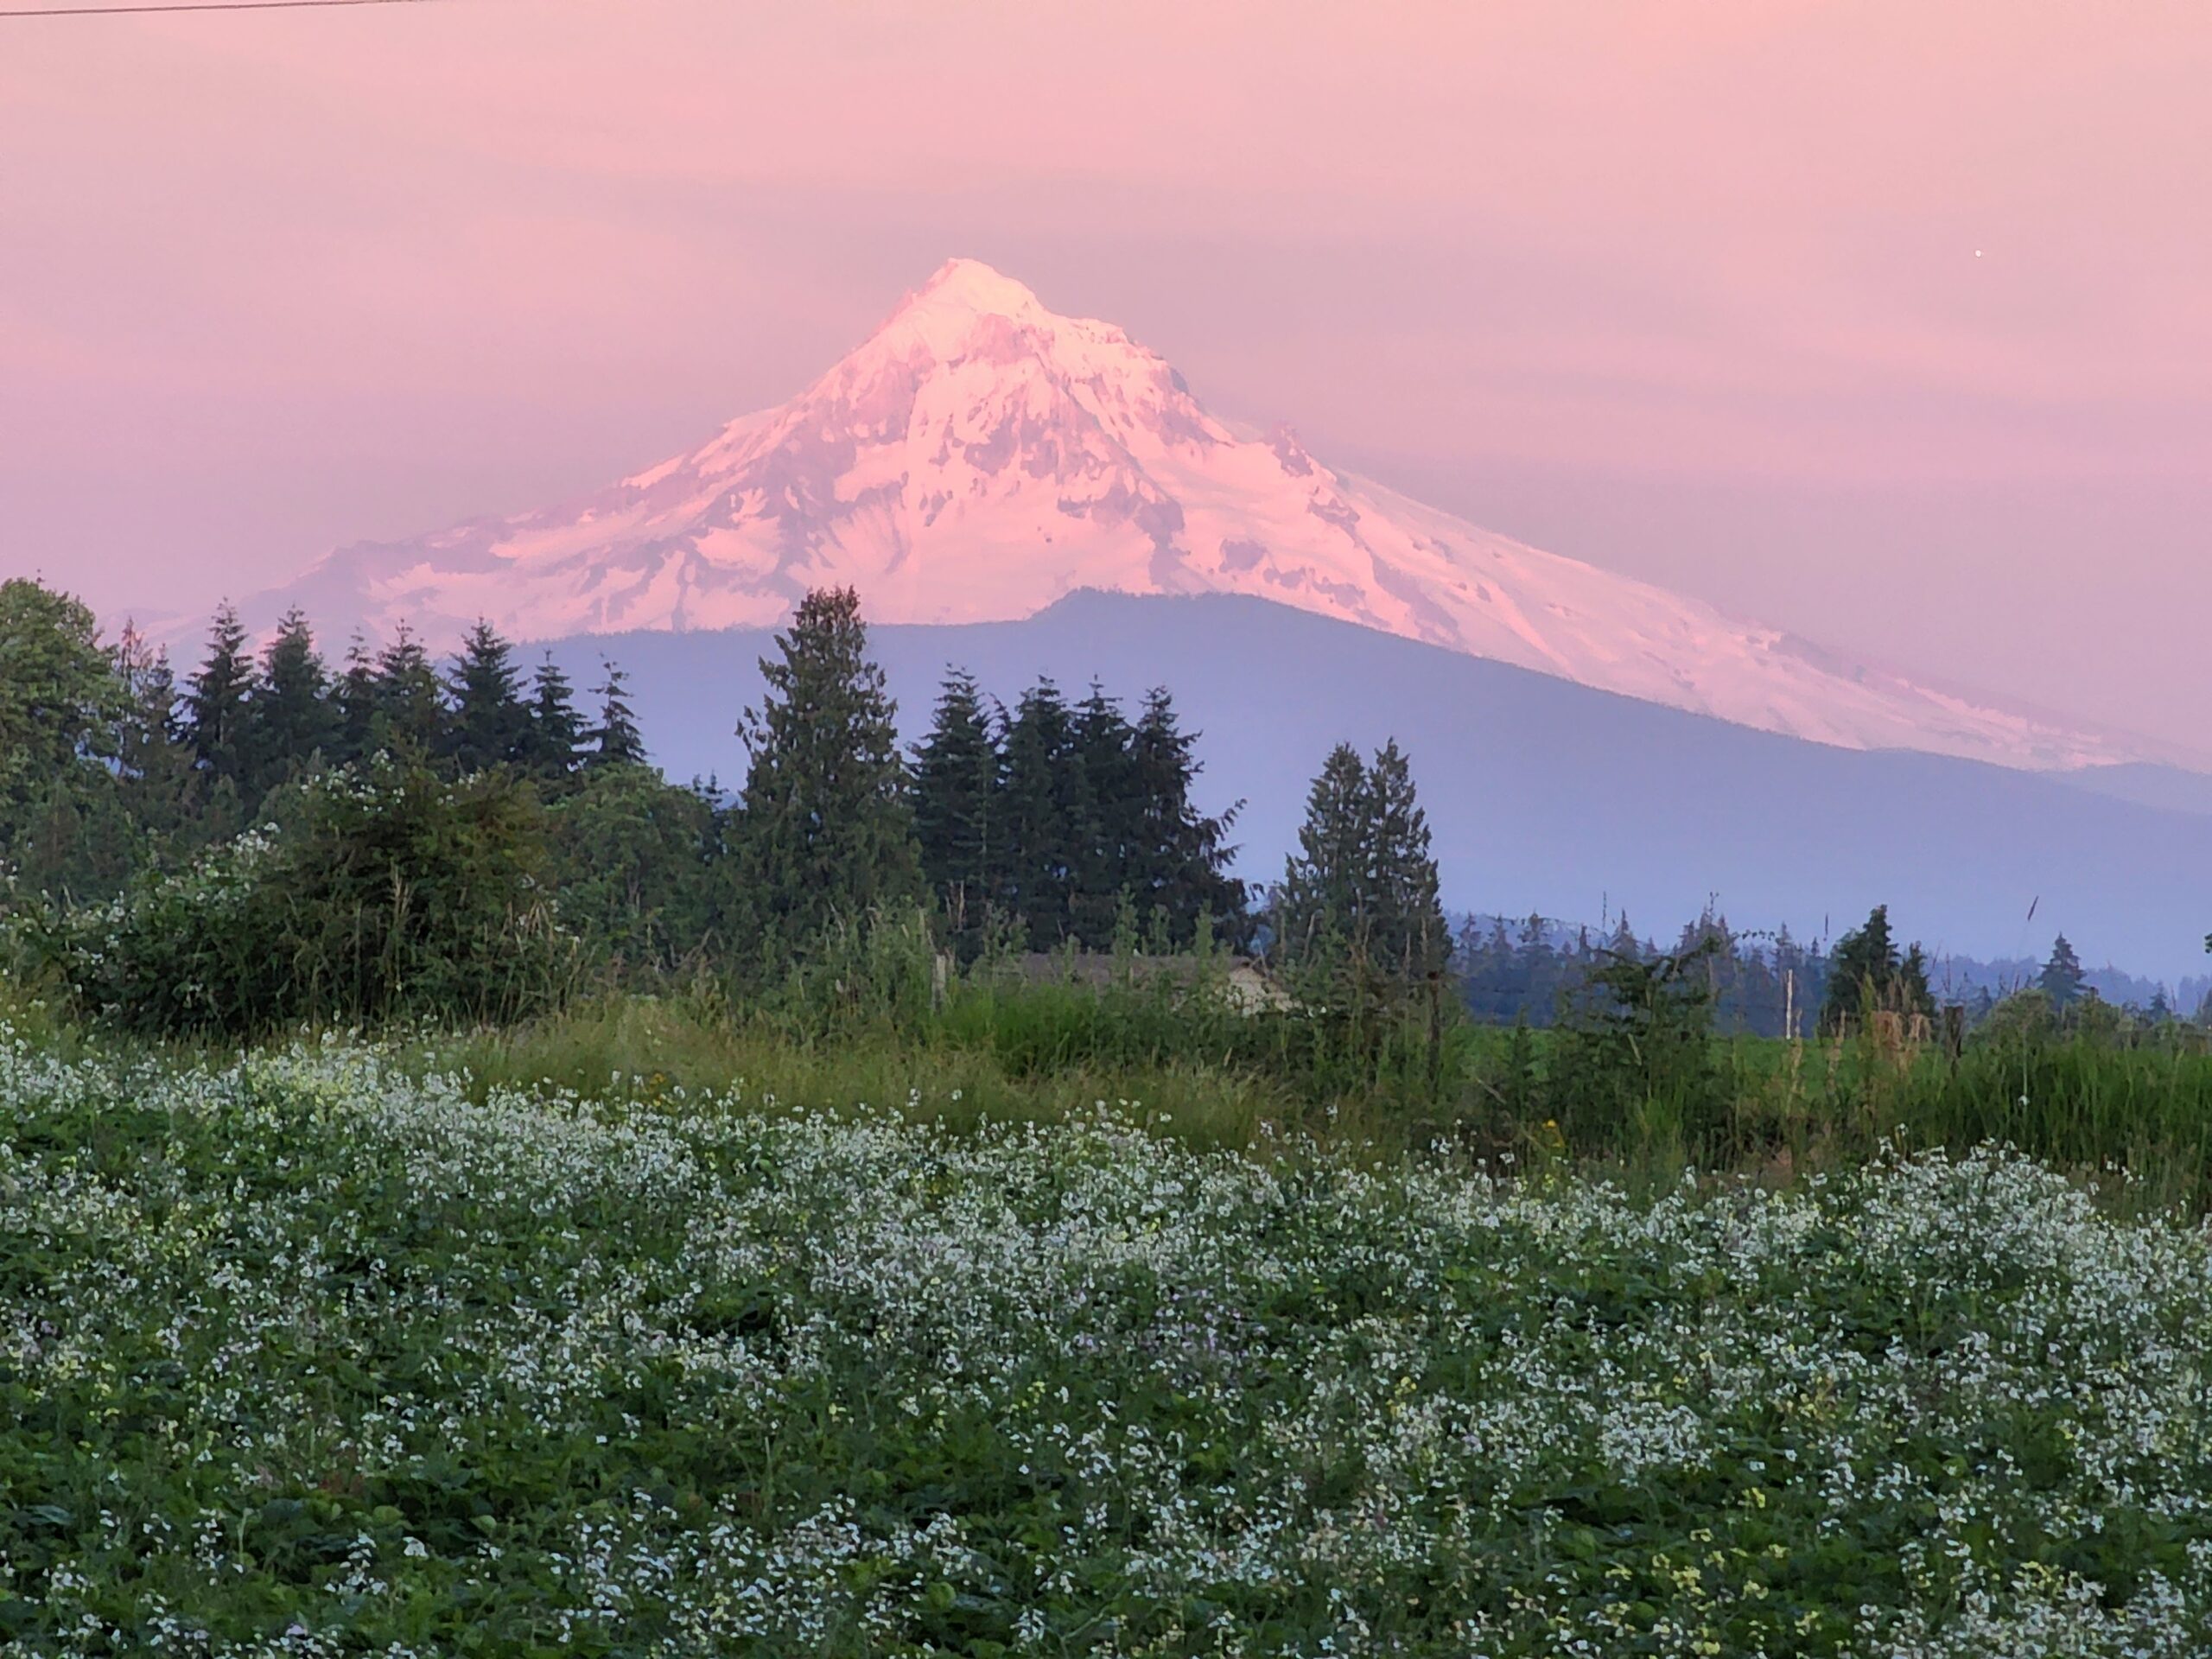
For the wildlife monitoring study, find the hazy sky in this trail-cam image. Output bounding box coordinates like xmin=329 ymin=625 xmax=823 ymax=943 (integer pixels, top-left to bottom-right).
xmin=4 ymin=0 xmax=2209 ymax=744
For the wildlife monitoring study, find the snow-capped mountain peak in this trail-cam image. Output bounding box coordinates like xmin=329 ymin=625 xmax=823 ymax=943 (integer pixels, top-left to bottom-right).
xmin=254 ymin=259 xmax=2168 ymax=772
xmin=872 ymin=256 xmax=1053 ymax=348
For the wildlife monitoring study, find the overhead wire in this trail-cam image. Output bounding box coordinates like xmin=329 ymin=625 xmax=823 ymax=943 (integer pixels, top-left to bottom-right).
xmin=2 ymin=0 xmax=443 ymax=18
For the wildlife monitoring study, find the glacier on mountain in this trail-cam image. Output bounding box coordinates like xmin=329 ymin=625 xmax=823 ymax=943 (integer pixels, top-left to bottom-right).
xmin=251 ymin=257 xmax=2161 ymax=772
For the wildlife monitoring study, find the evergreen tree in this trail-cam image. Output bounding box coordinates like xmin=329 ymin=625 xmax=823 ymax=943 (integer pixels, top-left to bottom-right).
xmin=372 ymin=624 xmax=447 ymax=758
xmin=182 ymin=602 xmax=255 ymax=787
xmin=1363 ymin=739 xmax=1450 ymax=982
xmin=447 ymin=620 xmax=530 ymax=773
xmin=1069 ymin=682 xmax=1138 ymax=946
xmin=2039 ymin=933 xmax=2087 ymax=1009
xmin=332 ymin=634 xmax=379 ymax=767
xmin=912 ymin=668 xmax=1003 ymax=941
xmin=251 ymin=608 xmax=336 ymax=795
xmin=1000 ymin=677 xmax=1083 ymax=949
xmin=1272 ymin=740 xmax=1446 ymax=1008
xmin=1127 ymin=685 xmax=1246 ymax=947
xmin=1821 ymin=904 xmax=1934 ymax=1032
xmin=1899 ymin=944 xmax=1936 ymax=1019
xmin=1271 ymin=743 xmax=1370 ymax=984
xmin=1822 ymin=906 xmax=1895 ymax=1032
xmin=730 ymin=587 xmax=920 ymax=954
xmin=588 ymin=662 xmax=646 ymax=769
xmin=524 ymin=652 xmax=588 ymax=782
xmin=1605 ymin=913 xmax=1643 ymax=961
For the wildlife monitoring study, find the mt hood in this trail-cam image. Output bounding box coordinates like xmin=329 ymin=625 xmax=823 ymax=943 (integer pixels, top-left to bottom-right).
xmin=257 ymin=257 xmax=2152 ymax=771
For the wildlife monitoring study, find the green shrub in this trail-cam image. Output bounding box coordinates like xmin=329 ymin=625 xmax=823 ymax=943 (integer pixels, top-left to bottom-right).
xmin=543 ymin=761 xmax=722 ymax=973
xmin=1548 ymin=938 xmax=1723 ymax=1155
xmin=28 ymin=757 xmax=577 ymax=1037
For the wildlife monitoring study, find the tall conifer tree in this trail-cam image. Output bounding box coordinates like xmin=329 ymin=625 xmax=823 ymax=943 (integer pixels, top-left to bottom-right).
xmin=912 ymin=667 xmax=1003 ymax=940
xmin=251 ymin=608 xmax=336 ymax=795
xmin=1273 ymin=739 xmax=1445 ymax=1002
xmin=1070 ymin=682 xmax=1138 ymax=946
xmin=332 ymin=633 xmax=379 ymax=767
xmin=1272 ymin=742 xmax=1370 ymax=982
xmin=447 ymin=620 xmax=530 ymax=773
xmin=524 ymin=652 xmax=588 ymax=781
xmin=588 ymin=662 xmax=646 ymax=768
xmin=1363 ymin=739 xmax=1450 ymax=981
xmin=2039 ymin=934 xmax=2087 ymax=1009
xmin=1821 ymin=904 xmax=1934 ymax=1031
xmin=111 ymin=622 xmax=194 ymax=842
xmin=731 ymin=587 xmax=919 ymax=952
xmin=1128 ymin=686 xmax=1246 ymax=946
xmin=372 ymin=624 xmax=447 ymax=758
xmin=1000 ymin=677 xmax=1082 ymax=949
xmin=182 ymin=602 xmax=254 ymax=787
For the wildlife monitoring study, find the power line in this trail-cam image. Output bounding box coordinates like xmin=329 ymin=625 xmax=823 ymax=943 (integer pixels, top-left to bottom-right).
xmin=1 ymin=0 xmax=443 ymax=16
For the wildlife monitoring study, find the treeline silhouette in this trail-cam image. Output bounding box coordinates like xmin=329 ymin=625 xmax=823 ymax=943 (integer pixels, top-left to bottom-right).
xmin=0 ymin=583 xmax=1261 ymax=1007
xmin=1 ymin=575 xmax=2194 ymax=1046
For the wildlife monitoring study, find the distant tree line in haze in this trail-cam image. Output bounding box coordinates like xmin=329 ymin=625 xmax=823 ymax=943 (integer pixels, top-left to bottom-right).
xmin=1457 ymin=904 xmax=2195 ymax=1039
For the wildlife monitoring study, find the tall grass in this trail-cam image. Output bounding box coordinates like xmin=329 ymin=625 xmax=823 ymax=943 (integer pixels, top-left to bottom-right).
xmin=389 ymin=976 xmax=2212 ymax=1213
xmin=18 ymin=880 xmax=2212 ymax=1211
xmin=403 ymin=991 xmax=1327 ymax=1154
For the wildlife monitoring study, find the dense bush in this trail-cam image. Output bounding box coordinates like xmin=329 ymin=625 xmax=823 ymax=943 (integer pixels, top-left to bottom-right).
xmin=543 ymin=761 xmax=723 ymax=971
xmin=1546 ymin=938 xmax=1725 ymax=1151
xmin=25 ymin=758 xmax=576 ymax=1036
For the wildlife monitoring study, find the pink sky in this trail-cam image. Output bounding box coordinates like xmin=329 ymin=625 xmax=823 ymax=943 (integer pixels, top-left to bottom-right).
xmin=3 ymin=0 xmax=2209 ymax=744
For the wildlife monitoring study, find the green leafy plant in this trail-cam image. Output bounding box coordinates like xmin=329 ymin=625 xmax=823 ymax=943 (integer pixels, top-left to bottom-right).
xmin=28 ymin=755 xmax=576 ymax=1036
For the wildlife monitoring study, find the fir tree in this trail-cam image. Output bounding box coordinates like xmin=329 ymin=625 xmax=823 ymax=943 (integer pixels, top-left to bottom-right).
xmin=447 ymin=620 xmax=530 ymax=773
xmin=1605 ymin=913 xmax=1643 ymax=962
xmin=730 ymin=587 xmax=920 ymax=953
xmin=1271 ymin=742 xmax=1370 ymax=984
xmin=1821 ymin=904 xmax=1934 ymax=1032
xmin=912 ymin=667 xmax=1003 ymax=941
xmin=1900 ymin=944 xmax=1936 ymax=1019
xmin=332 ymin=633 xmax=379 ymax=767
xmin=588 ymin=662 xmax=646 ymax=769
xmin=1363 ymin=739 xmax=1450 ymax=982
xmin=523 ymin=652 xmax=588 ymax=781
xmin=2039 ymin=933 xmax=2087 ymax=1009
xmin=182 ymin=602 xmax=255 ymax=787
xmin=1822 ymin=906 xmax=1893 ymax=1032
xmin=372 ymin=624 xmax=447 ymax=758
xmin=1127 ymin=685 xmax=1246 ymax=947
xmin=1000 ymin=677 xmax=1083 ymax=949
xmin=251 ymin=608 xmax=335 ymax=795
xmin=1069 ymin=682 xmax=1138 ymax=946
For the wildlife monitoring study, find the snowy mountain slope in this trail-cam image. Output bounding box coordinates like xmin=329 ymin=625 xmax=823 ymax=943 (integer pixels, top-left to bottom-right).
xmin=253 ymin=257 xmax=2165 ymax=771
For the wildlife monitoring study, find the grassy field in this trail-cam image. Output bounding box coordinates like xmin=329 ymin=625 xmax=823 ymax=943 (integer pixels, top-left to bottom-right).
xmin=404 ymin=988 xmax=2212 ymax=1214
xmin=5 ymin=1012 xmax=2212 ymax=1656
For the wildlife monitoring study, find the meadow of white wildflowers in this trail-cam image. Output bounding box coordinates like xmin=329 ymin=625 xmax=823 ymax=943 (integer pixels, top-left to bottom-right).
xmin=2 ymin=1022 xmax=2209 ymax=1656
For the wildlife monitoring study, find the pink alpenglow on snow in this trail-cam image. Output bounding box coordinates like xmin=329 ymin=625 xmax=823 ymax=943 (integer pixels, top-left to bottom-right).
xmin=251 ymin=260 xmax=2163 ymax=774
